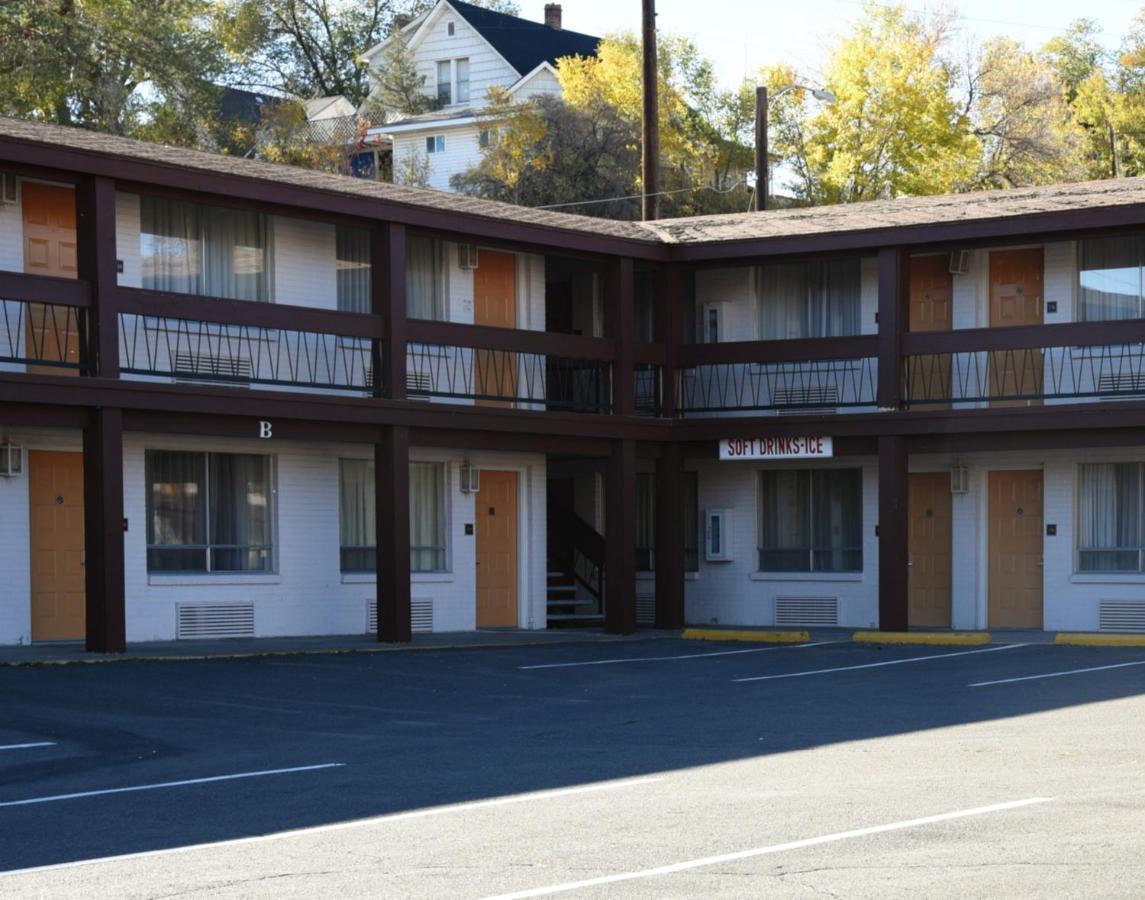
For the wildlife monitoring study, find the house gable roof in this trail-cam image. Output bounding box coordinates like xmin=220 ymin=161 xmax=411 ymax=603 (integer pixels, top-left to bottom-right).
xmin=447 ymin=0 xmax=599 ymax=75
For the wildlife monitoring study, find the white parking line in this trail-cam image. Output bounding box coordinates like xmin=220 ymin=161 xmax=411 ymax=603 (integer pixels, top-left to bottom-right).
xmin=0 ymin=775 xmax=663 ymax=876
xmin=733 ymin=643 xmax=1027 ymax=683
xmin=0 ymin=742 xmax=56 ymax=752
xmin=518 ymin=641 xmax=839 ymax=670
xmin=970 ymin=658 xmax=1145 ymax=687
xmin=481 ymin=796 xmax=1053 ymax=899
xmin=0 ymin=763 xmax=345 ymax=808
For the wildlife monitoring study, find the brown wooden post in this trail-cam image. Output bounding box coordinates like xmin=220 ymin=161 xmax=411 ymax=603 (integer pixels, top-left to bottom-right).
xmin=878 ymin=433 xmax=909 ymax=632
xmin=372 ymin=222 xmax=407 ymax=400
xmin=606 ymin=257 xmax=635 ymax=416
xmin=605 ymin=437 xmax=637 ymax=633
xmin=657 ymin=265 xmax=685 ymax=418
xmin=654 ymin=441 xmax=685 ymax=628
xmin=376 ymin=424 xmax=412 ymax=642
xmin=83 ymin=407 xmax=125 ymax=652
xmin=877 ymin=246 xmax=908 ymax=410
xmin=75 ymin=175 xmax=118 ymax=377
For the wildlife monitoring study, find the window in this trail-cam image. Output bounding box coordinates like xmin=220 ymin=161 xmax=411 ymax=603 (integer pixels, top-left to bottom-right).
xmin=140 ymin=195 xmax=271 ymax=302
xmin=479 ymin=129 xmax=493 ymax=149
xmin=635 ymin=471 xmax=699 ymax=573
xmin=455 ymin=58 xmax=470 ymax=104
xmin=336 ymin=226 xmax=370 ymax=314
xmin=757 ymin=258 xmax=861 ymax=339
xmin=758 ymin=469 xmax=862 ymax=572
xmin=437 ymin=61 xmax=452 ymax=105
xmin=1079 ymin=235 xmax=1145 ymax=321
xmin=1078 ymin=462 xmax=1145 ymax=572
xmin=425 ymin=135 xmax=446 ymax=154
xmin=146 ymin=450 xmax=272 ymax=573
xmin=338 ymin=460 xmax=448 ymax=573
xmin=447 ymin=21 xmax=455 ymax=35
xmin=406 ymin=236 xmax=447 ymax=319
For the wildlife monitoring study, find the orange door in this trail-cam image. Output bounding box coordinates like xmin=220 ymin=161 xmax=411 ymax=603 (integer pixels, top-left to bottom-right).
xmin=908 ymin=472 xmax=952 ymax=627
xmin=473 ymin=250 xmax=517 ymax=407
xmin=907 ymin=255 xmax=953 ymax=407
xmin=988 ymin=470 xmax=1044 ymax=629
xmin=989 ymin=249 xmax=1043 ymax=407
xmin=29 ymin=450 xmax=86 ymax=641
xmin=22 ymin=182 xmax=81 ymax=373
xmin=476 ymin=470 xmax=518 ymax=627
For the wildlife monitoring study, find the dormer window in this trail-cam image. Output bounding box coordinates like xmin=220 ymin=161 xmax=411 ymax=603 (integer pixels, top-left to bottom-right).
xmin=436 ymin=58 xmax=470 ymax=106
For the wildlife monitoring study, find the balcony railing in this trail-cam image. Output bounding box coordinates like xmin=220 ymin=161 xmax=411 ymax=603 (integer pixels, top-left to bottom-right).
xmin=0 ymin=275 xmax=91 ymax=373
xmin=406 ymin=321 xmax=614 ymax=414
xmin=902 ymin=322 xmax=1145 ymax=407
xmin=676 ymin=337 xmax=879 ymax=416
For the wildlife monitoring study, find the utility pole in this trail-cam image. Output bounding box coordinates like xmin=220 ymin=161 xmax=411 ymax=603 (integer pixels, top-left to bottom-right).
xmin=754 ymin=86 xmax=768 ymax=212
xmin=641 ymin=0 xmax=659 ymax=221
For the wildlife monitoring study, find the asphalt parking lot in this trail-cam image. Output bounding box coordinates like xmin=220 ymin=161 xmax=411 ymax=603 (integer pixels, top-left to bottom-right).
xmin=3 ymin=638 xmax=1145 ymax=898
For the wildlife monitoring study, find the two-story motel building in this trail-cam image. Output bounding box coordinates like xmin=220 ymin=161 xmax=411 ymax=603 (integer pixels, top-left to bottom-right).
xmin=5 ymin=117 xmax=1145 ymax=651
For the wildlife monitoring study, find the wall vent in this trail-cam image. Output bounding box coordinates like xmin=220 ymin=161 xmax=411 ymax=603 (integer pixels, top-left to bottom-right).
xmin=774 ymin=384 xmax=839 ymax=414
xmin=407 ymin=370 xmax=433 ymax=396
xmin=636 ymin=590 xmax=655 ymax=626
xmin=365 ymin=597 xmax=434 ymax=634
xmin=1099 ymin=599 xmax=1145 ymax=632
xmin=775 ymin=597 xmax=839 ymax=627
xmin=176 ymin=601 xmax=255 ymax=640
xmin=173 ymin=352 xmax=252 ymax=384
xmin=1098 ymin=373 xmax=1145 ymax=399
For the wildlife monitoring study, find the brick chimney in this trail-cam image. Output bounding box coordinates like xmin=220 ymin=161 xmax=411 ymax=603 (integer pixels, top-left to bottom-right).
xmin=544 ymin=3 xmax=562 ymax=29
xmin=393 ymin=13 xmax=412 ymax=31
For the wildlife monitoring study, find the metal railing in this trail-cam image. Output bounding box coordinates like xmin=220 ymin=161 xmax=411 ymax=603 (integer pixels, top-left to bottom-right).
xmin=0 ymin=299 xmax=87 ymax=371
xmin=679 ymin=356 xmax=878 ymax=415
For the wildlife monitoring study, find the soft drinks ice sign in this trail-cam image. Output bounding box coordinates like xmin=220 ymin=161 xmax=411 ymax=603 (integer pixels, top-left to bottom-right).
xmin=719 ymin=436 xmax=833 ymax=460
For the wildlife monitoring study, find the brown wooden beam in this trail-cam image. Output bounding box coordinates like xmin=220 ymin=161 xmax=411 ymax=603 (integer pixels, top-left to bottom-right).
xmin=375 ymin=222 xmax=407 ymax=401
xmin=878 ymin=434 xmax=909 ymax=632
xmin=605 ymin=438 xmax=637 ymax=634
xmin=877 ymin=247 xmax=908 ymax=410
xmin=607 ymin=257 xmax=636 ymax=416
xmin=654 ymin=441 xmax=685 ymax=628
xmin=407 ymin=319 xmax=615 ymax=359
xmin=376 ymin=425 xmax=412 ymax=642
xmin=114 ymin=288 xmax=384 ymax=339
xmin=75 ymin=175 xmax=118 ymax=377
xmin=902 ymin=317 xmax=1145 ymax=355
xmin=0 ymin=271 xmax=90 ymax=306
xmin=83 ymin=407 xmax=126 ymax=652
xmin=676 ymin=334 xmax=878 ymax=367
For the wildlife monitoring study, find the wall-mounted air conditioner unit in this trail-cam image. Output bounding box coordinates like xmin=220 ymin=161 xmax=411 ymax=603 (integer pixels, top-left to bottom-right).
xmin=458 ymin=244 xmax=479 ymax=270
xmin=950 ymin=464 xmax=969 ymax=494
xmin=0 ymin=174 xmax=17 ymax=205
xmin=705 ymin=508 xmax=732 ymax=561
xmin=949 ymin=249 xmax=971 ymax=276
xmin=459 ymin=462 xmax=480 ymax=493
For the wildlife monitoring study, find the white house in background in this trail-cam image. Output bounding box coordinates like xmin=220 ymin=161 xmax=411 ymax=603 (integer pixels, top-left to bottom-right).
xmin=363 ymin=0 xmax=599 ymax=191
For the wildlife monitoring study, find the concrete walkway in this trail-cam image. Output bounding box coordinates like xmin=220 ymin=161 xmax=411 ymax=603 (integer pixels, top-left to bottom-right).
xmin=0 ymin=629 xmax=678 ymax=666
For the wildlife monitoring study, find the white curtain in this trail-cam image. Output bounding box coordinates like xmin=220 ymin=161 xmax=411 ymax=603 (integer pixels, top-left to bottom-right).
xmin=1079 ymin=236 xmax=1142 ymax=321
xmin=410 ymin=462 xmax=445 ymax=571
xmin=407 ymin=237 xmax=444 ymax=319
xmin=757 ymin=258 xmax=861 ymax=339
xmin=208 ymin=453 xmax=271 ymax=571
xmin=811 ymin=469 xmax=862 ymax=573
xmin=683 ymin=472 xmax=699 ymax=572
xmin=336 ymin=227 xmax=371 ymax=314
xmin=636 ymin=472 xmax=654 ymax=570
xmin=339 ymin=459 xmax=375 ymax=571
xmin=759 ymin=470 xmax=811 ymax=571
xmin=141 ymin=196 xmax=271 ymax=302
xmin=145 ymin=449 xmax=207 ymax=572
xmin=1078 ymin=462 xmax=1140 ymax=571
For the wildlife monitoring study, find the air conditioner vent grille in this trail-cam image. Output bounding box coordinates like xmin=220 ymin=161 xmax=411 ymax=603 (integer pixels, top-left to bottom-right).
xmin=176 ymin=602 xmax=255 ymax=640
xmin=365 ymin=598 xmax=433 ymax=634
xmin=1099 ymin=600 xmax=1145 ymax=633
xmin=775 ymin=597 xmax=839 ymax=627
xmin=637 ymin=591 xmax=655 ymax=626
xmin=774 ymin=384 xmax=839 ymax=414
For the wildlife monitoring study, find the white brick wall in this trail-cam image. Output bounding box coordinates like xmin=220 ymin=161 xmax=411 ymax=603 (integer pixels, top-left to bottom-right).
xmin=0 ymin=178 xmax=23 ymax=272
xmin=0 ymin=429 xmax=546 ymax=644
xmin=685 ymin=459 xmax=880 ymax=629
xmin=115 ymin=191 xmax=142 ymax=288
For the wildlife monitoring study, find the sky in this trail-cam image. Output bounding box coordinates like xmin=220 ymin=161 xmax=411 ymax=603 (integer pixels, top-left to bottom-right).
xmin=518 ymin=0 xmax=1143 ymax=88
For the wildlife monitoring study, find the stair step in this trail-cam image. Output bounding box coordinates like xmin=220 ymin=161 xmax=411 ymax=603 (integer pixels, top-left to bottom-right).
xmin=547 ymin=597 xmax=595 ymax=608
xmin=547 ymin=585 xmax=578 ymax=595
xmin=547 ymin=613 xmax=605 ymax=622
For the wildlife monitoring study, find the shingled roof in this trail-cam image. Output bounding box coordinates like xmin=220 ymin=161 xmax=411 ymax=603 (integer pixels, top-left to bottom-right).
xmin=6 ymin=117 xmax=1145 ymax=251
xmin=448 ymin=0 xmax=600 ymax=75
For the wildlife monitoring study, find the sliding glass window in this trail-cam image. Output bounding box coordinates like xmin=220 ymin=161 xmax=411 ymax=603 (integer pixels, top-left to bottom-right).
xmin=146 ymin=450 xmax=272 ymax=573
xmin=1078 ymin=235 xmax=1145 ymax=321
xmin=1077 ymin=462 xmax=1145 ymax=572
xmin=758 ymin=469 xmax=862 ymax=573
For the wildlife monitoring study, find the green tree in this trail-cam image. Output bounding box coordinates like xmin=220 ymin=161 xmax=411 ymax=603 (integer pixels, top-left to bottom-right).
xmin=0 ymin=0 xmax=227 ymax=137
xmin=1040 ymin=18 xmax=1106 ymax=104
xmin=366 ymin=32 xmax=439 ymax=120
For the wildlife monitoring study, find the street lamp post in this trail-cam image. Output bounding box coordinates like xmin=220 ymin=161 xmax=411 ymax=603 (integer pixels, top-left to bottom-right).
xmin=754 ymin=84 xmax=835 ymax=212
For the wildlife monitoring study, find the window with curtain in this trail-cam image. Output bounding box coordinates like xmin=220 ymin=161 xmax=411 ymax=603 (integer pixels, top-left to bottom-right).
xmin=683 ymin=472 xmax=699 ymax=572
xmin=406 ymin=236 xmax=446 ymax=319
xmin=146 ymin=450 xmax=272 ymax=573
xmin=336 ymin=226 xmax=371 ymax=314
xmin=1078 ymin=236 xmax=1144 ymax=321
xmin=140 ymin=195 xmax=272 ymax=302
xmin=758 ymin=469 xmax=862 ymax=572
xmin=756 ymin=258 xmax=861 ymax=339
xmin=1078 ymin=462 xmax=1144 ymax=572
xmin=437 ymin=60 xmax=452 ymax=105
xmin=338 ymin=459 xmax=447 ymax=573
xmin=456 ymin=58 xmax=470 ymax=103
